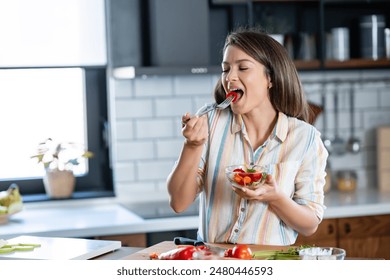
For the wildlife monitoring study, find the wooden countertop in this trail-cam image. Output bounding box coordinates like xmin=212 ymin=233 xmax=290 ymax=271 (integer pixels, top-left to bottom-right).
xmin=124 ymin=241 xmax=289 ymax=260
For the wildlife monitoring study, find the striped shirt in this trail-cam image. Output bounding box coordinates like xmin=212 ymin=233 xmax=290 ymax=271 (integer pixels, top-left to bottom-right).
xmin=196 ymin=109 xmax=328 ymax=245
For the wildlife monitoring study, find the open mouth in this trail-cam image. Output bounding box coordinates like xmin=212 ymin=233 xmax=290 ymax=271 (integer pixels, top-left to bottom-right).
xmin=228 ymin=89 xmax=243 ymax=102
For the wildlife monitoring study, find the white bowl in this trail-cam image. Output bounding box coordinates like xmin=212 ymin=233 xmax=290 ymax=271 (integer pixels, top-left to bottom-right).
xmin=299 ymin=247 xmax=346 ymax=260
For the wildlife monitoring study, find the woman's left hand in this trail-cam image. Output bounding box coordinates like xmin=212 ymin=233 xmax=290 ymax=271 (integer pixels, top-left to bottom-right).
xmin=232 ymin=174 xmax=282 ymax=202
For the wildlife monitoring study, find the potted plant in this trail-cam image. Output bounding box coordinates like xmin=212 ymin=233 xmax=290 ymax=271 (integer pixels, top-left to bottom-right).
xmin=31 ymin=138 xmax=93 ymax=199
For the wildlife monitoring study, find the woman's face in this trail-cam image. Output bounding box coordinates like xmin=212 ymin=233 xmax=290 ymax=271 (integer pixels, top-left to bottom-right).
xmin=221 ymin=45 xmax=272 ymax=115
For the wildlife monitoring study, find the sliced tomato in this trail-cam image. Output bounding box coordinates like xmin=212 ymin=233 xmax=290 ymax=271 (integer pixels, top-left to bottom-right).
xmin=224 ymin=248 xmax=233 ymax=258
xmin=249 ymin=173 xmax=262 ymax=182
xmin=233 ymin=168 xmax=245 ymax=173
xmin=226 ymin=91 xmax=239 ymax=103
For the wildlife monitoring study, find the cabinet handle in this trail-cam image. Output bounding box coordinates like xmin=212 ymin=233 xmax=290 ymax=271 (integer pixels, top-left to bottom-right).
xmin=344 ymin=223 xmax=351 ymax=234
xmin=328 ymin=224 xmax=334 ymax=234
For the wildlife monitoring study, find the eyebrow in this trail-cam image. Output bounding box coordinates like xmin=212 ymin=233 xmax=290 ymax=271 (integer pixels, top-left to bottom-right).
xmin=221 ymin=59 xmax=255 ymax=65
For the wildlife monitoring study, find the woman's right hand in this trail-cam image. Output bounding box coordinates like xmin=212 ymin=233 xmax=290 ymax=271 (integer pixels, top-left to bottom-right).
xmin=181 ymin=113 xmax=208 ymax=147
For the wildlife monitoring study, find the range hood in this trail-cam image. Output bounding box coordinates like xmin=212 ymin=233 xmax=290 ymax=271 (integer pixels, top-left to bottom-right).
xmin=112 ymin=65 xmax=221 ymax=79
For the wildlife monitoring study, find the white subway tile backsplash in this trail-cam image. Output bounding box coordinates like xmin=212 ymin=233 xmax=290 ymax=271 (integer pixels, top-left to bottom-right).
xmin=137 ymin=160 xmax=175 ymax=181
xmin=354 ymin=88 xmax=379 ymax=109
xmin=114 ymin=162 xmax=136 ymax=182
xmin=361 ymin=69 xmax=390 ymax=80
xmin=134 ymin=76 xmax=173 ymax=97
xmin=195 ymin=96 xmax=214 ymax=110
xmin=379 ymin=89 xmax=390 ymax=108
xmin=330 ymin=153 xmax=365 ymax=169
xmin=174 ymin=75 xmax=213 ymax=96
xmin=135 ymin=119 xmax=174 ymax=139
xmin=114 ymin=182 xmax=163 ymax=203
xmin=115 ymin=120 xmax=134 ymax=140
xmin=155 ymin=97 xmax=192 ymax=117
xmin=115 ymin=141 xmax=154 ymax=161
xmin=363 ymin=110 xmax=390 ymax=130
xmin=115 ymin=99 xmax=154 ymax=118
xmin=114 ymin=79 xmax=134 ymax=98
xmin=156 ymin=139 xmax=184 ymax=158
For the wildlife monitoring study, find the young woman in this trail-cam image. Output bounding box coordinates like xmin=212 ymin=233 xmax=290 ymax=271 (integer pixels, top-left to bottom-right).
xmin=167 ymin=27 xmax=328 ymax=245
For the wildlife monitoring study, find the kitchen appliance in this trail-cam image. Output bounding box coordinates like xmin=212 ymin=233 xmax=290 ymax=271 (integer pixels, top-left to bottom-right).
xmin=331 ymin=27 xmax=350 ymax=61
xmin=336 ymin=170 xmax=357 ymax=192
xmin=385 ymin=28 xmax=390 ymax=58
xmin=360 ymin=15 xmax=386 ymax=60
xmin=332 ymin=88 xmax=346 ymax=156
xmin=346 ymin=84 xmax=360 ymax=154
xmin=0 ymin=235 xmax=121 ymax=260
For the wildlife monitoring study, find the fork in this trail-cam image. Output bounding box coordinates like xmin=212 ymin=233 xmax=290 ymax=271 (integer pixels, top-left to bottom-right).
xmin=194 ymin=94 xmax=234 ymax=117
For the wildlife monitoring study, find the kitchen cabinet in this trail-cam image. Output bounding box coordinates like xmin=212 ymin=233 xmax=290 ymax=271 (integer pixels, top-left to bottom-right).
xmin=338 ymin=215 xmax=390 ymax=259
xmin=109 ymin=0 xmax=389 ymax=78
xmin=241 ymin=0 xmax=390 ymax=70
xmin=295 ymin=214 xmax=390 ymax=259
xmin=108 ymin=0 xmax=390 ymax=78
xmin=295 ymin=218 xmax=338 ymax=247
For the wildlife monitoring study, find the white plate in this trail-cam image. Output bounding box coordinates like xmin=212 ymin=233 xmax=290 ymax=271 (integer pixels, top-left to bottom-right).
xmin=0 ymin=235 xmax=121 ymax=260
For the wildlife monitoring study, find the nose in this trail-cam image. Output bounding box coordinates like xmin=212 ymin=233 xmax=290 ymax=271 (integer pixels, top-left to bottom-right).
xmin=224 ymin=68 xmax=238 ymax=82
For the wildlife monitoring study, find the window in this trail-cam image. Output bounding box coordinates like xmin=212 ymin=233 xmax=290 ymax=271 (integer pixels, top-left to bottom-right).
xmin=0 ymin=0 xmax=113 ymax=201
xmin=0 ymin=67 xmax=113 ymax=201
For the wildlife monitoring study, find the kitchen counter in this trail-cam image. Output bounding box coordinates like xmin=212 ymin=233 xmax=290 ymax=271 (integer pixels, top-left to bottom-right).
xmin=323 ymin=188 xmax=390 ymax=218
xmin=1 ymin=188 xmax=390 ymax=240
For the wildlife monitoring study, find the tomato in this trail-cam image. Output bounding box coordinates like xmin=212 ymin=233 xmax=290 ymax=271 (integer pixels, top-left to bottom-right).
xmin=231 ymin=244 xmax=253 ymax=260
xmin=157 ymin=245 xmax=211 ymax=260
xmin=249 ymin=173 xmax=262 ymax=182
xmin=158 ymin=246 xmax=197 ymax=260
xmin=226 ymin=91 xmax=239 ymax=103
xmin=233 ymin=168 xmax=245 ymax=173
xmin=224 ymin=248 xmax=233 ymax=258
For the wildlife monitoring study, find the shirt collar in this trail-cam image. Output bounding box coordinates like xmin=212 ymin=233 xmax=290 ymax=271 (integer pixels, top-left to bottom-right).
xmin=275 ymin=112 xmax=288 ymax=142
xmin=230 ymin=111 xmax=289 ymax=143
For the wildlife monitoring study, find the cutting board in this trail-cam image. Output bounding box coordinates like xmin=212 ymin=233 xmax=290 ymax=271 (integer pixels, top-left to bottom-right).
xmin=377 ymin=126 xmax=390 ymax=191
xmin=0 ymin=235 xmax=121 ymax=260
xmin=124 ymin=241 xmax=288 ymax=260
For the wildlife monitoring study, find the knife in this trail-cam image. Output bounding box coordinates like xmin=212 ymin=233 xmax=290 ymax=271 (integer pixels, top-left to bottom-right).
xmin=173 ymin=237 xmax=205 ymax=246
xmin=173 ymin=237 xmax=226 ymax=256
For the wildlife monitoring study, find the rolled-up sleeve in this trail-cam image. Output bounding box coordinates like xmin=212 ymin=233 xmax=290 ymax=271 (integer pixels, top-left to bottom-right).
xmin=293 ymin=129 xmax=328 ymax=222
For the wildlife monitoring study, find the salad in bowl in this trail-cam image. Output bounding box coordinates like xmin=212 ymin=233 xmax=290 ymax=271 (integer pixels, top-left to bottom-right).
xmin=226 ymin=164 xmax=269 ymax=190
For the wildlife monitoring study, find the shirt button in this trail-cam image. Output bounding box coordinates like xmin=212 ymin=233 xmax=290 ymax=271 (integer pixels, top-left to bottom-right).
xmin=240 ymin=208 xmax=245 ymax=212
xmin=234 ymin=229 xmax=239 ymax=233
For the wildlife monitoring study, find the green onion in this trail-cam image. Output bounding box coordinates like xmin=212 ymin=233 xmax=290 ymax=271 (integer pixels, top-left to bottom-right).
xmin=252 ymin=245 xmax=313 ymax=260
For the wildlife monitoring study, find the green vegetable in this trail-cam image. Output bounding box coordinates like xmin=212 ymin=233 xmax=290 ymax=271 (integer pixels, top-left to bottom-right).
xmin=252 ymin=245 xmax=313 ymax=260
xmin=0 ymin=247 xmax=15 ymax=254
xmin=246 ymin=168 xmax=256 ymax=173
xmin=0 ymin=242 xmax=41 ymax=254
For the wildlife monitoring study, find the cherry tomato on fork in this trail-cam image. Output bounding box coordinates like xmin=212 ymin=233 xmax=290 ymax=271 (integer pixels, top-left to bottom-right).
xmin=226 ymin=91 xmax=239 ymax=103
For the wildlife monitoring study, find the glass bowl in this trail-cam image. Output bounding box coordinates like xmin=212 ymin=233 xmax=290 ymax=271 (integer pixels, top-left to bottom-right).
xmin=299 ymin=247 xmax=346 ymax=260
xmin=225 ymin=164 xmax=268 ymax=190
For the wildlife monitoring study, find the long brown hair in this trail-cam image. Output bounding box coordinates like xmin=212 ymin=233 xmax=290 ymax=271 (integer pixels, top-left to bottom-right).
xmin=214 ymin=26 xmax=312 ymax=123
